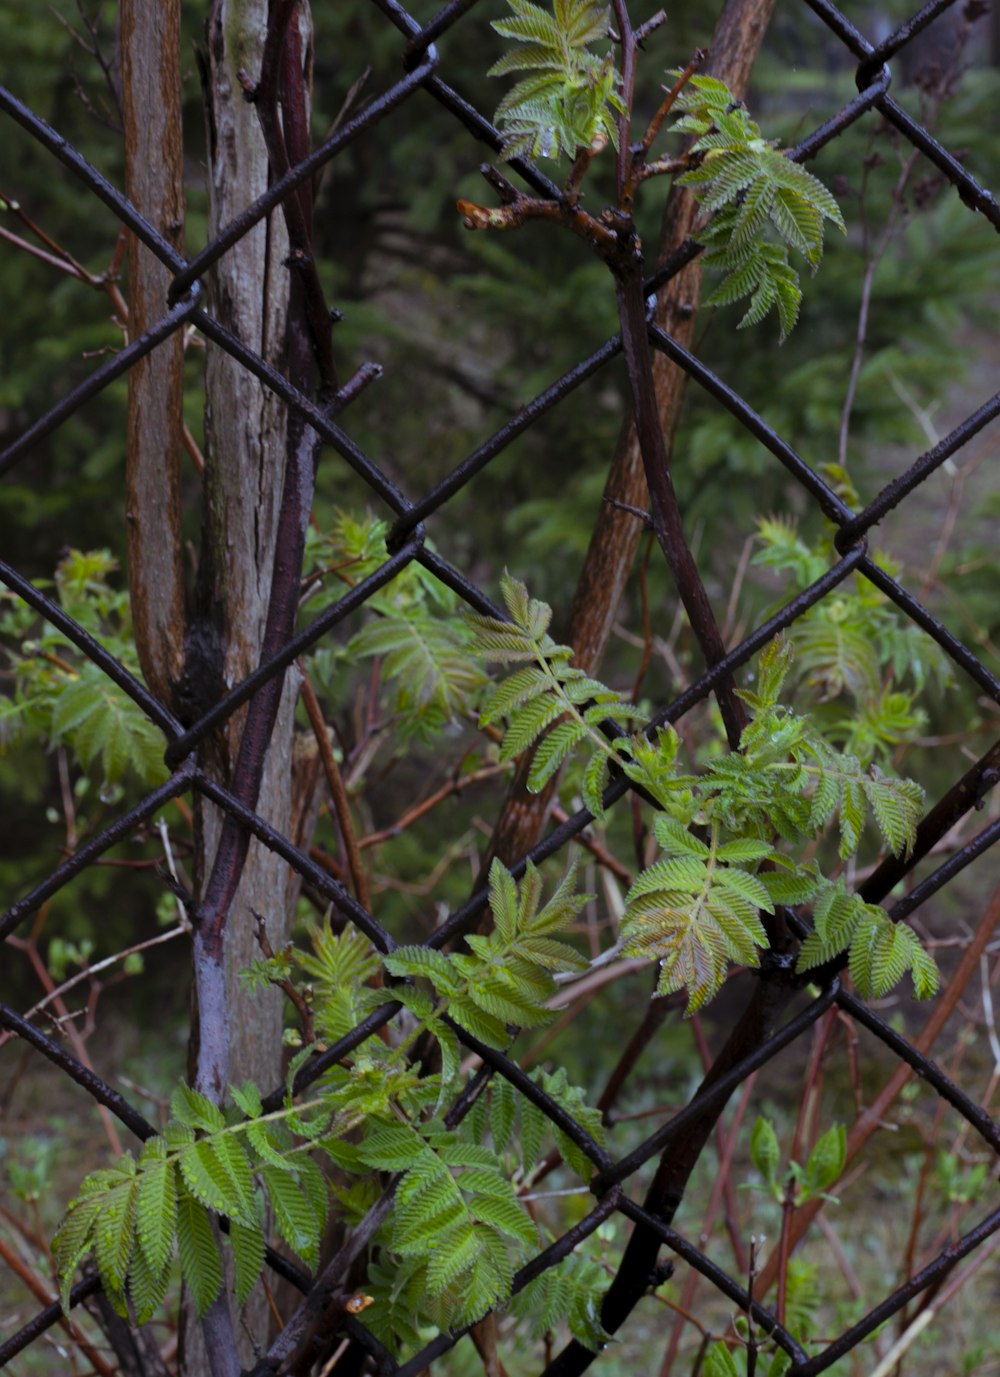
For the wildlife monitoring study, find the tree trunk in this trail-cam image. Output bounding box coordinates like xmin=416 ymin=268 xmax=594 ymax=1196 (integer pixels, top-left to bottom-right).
xmin=181 ymin=3 xmax=313 ymax=1371
xmin=121 ymin=0 xmax=187 ymax=709
xmin=195 ymin=0 xmax=299 ymax=1101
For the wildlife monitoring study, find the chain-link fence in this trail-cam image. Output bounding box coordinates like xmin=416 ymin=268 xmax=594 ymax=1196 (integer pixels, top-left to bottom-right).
xmin=1 ymin=0 xmax=999 ymax=1372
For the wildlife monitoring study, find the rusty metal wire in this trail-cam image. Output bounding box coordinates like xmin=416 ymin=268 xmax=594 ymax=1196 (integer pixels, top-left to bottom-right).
xmin=1 ymin=0 xmax=999 ymax=1373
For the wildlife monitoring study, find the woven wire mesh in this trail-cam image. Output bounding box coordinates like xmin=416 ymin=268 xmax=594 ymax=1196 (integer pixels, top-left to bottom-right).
xmin=1 ymin=0 xmax=999 ymax=1372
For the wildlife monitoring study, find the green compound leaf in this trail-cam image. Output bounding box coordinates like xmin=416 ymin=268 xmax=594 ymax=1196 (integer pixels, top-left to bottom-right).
xmin=230 ymin=1080 xmax=264 ymax=1118
xmin=488 ymin=857 xmax=519 ymax=943
xmin=581 ymin=748 xmax=610 ymax=818
xmin=231 ymin=1216 xmax=267 ymax=1307
xmin=479 ymin=662 xmax=553 ymax=725
xmin=392 ymin=858 xmax=588 ymax=1059
xmin=393 ymin=1180 xmax=465 ymax=1255
xmin=247 ymin=1119 xmax=297 ymax=1172
xmin=468 ymin=580 xmax=629 ymax=815
xmin=176 ymin=1186 xmax=223 ymax=1318
xmin=171 ymin=1082 xmax=226 ymax=1134
xmin=489 ymin=6 xmax=623 ymax=163
xmin=848 ymin=908 xmax=933 ymax=1001
xmin=260 ymin=1165 xmax=321 ymax=1266
xmin=446 ymin=995 xmax=512 ymax=1049
xmin=347 ymin=611 xmax=485 ymax=739
xmin=490 ymin=1075 xmax=518 ymax=1153
xmin=672 ymin=75 xmax=844 ymax=339
xmin=621 ymin=839 xmax=772 ymax=1014
xmin=358 ymin=1122 xmax=427 ymax=1171
xmin=384 ymin=944 xmax=463 ymax=996
xmin=468 ymin=600 xmax=935 ymax=1018
xmin=179 ymin=1139 xmax=254 ymax=1225
xmin=501 ymin=692 xmax=570 ymax=762
xmin=464 ymin=977 xmax=552 ymax=1029
xmin=54 ymin=1194 xmax=105 ymax=1313
xmin=136 ymin=1149 xmax=176 ymax=1276
xmin=212 ymin=1132 xmax=257 ymax=1222
xmin=425 ymin=1220 xmax=481 ymax=1292
xmin=128 ymin=1241 xmax=172 ymax=1324
xmin=527 ymin=717 xmax=588 ymax=791
xmin=513 ymin=1247 xmax=611 ymax=1350
xmin=50 ymin=663 xmax=168 ymax=787
xmin=469 ymin=1185 xmax=537 ymax=1248
xmin=92 ymin=1171 xmax=138 ymax=1299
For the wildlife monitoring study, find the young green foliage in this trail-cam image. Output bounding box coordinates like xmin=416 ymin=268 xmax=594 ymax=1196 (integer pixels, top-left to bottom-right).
xmin=749 ymin=1115 xmax=847 ymax=1205
xmin=489 ymin=0 xmax=625 ymax=161
xmin=511 ymin=1245 xmax=611 ymax=1351
xmin=621 ymin=815 xmax=775 ymax=1011
xmin=754 ymin=517 xmax=951 ymax=763
xmin=672 ymin=75 xmax=845 ymax=338
xmin=302 ymin=513 xmax=486 ymax=742
xmin=485 ymin=3 xmax=843 ymax=338
xmin=469 ymin=571 xmax=646 ymax=819
xmin=53 ymin=1081 xmax=327 ymax=1322
xmin=0 ymin=549 xmax=168 ymax=790
xmin=55 ymin=863 xmax=600 ymax=1347
xmin=386 ymin=856 xmax=590 ymax=1052
xmin=358 ymin=1119 xmax=536 ymax=1333
xmin=674 ymin=74 xmax=848 ymax=335
xmin=469 ymin=578 xmax=937 ymax=1012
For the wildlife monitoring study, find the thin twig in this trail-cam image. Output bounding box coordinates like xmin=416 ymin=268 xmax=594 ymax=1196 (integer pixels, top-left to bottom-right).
xmin=299 ymin=664 xmax=371 ymax=911
xmin=360 ymin=763 xmax=506 ymax=851
xmin=251 ymin=909 xmax=315 ymax=1044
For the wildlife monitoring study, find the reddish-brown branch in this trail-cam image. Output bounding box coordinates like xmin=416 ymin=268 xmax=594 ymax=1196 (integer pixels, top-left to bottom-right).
xmin=251 ymin=909 xmax=315 ymax=1044
xmin=121 ymin=0 xmax=187 ymax=708
xmin=457 ymin=190 xmax=618 ymax=256
xmin=299 ymin=664 xmax=371 ymax=910
xmin=756 ymin=878 xmax=1000 ymax=1297
xmin=613 ymin=264 xmax=747 ymax=747
xmin=360 ymin=763 xmax=506 ymax=851
xmin=0 ymin=1234 xmax=116 ymax=1377
xmin=623 ymin=51 xmax=705 ymax=210
xmin=6 ymin=924 xmax=123 ymax=1156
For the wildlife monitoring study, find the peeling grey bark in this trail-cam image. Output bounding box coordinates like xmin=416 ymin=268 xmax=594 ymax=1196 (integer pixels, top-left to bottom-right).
xmin=195 ymin=0 xmax=308 ymax=1104
xmin=181 ymin=4 xmax=314 ymax=1371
